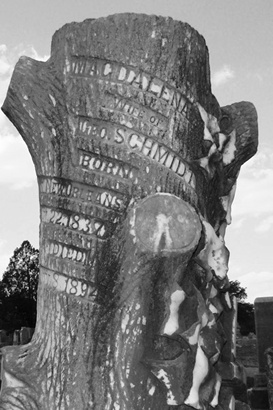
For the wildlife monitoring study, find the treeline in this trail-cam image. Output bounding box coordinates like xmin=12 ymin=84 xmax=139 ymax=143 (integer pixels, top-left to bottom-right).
xmin=0 ymin=240 xmax=38 ymax=332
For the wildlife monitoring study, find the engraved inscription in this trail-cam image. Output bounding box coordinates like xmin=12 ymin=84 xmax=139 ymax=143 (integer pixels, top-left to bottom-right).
xmin=101 ymin=93 xmax=167 ymax=138
xmin=68 ymin=56 xmax=193 ymax=112
xmin=66 ymin=57 xmax=192 ymax=144
xmin=39 ymin=177 xmax=125 ymax=212
xmin=46 ymin=240 xmax=88 ymax=265
xmin=41 ymin=207 xmax=108 ymax=239
xmin=66 ymin=56 xmax=199 ymax=188
xmin=77 ymin=118 xmax=195 ymax=187
xmin=41 ymin=224 xmax=97 ymax=253
xmin=40 ymin=267 xmax=97 ymax=300
xmin=40 ymin=193 xmax=120 ymax=224
xmin=78 ymin=150 xmax=139 ymax=183
xmin=102 ymin=81 xmax=190 ymax=120
xmin=42 ymin=257 xmax=91 ymax=279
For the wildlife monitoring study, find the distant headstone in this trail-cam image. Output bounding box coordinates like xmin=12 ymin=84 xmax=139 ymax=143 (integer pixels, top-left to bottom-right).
xmin=255 ymin=297 xmax=273 ymax=373
xmin=0 ymin=330 xmax=7 ymax=346
xmin=20 ymin=327 xmax=34 ymax=345
xmin=12 ymin=330 xmax=20 ymax=345
xmin=0 ymin=13 xmax=258 ymax=409
xmin=248 ymin=297 xmax=273 ymax=409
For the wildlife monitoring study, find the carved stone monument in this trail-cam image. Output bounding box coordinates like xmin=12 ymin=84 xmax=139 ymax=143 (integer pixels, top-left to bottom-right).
xmin=0 ymin=14 xmax=258 ymax=410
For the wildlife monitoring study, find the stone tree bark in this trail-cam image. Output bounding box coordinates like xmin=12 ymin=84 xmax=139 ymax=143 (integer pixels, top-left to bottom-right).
xmin=0 ymin=14 xmax=258 ymax=410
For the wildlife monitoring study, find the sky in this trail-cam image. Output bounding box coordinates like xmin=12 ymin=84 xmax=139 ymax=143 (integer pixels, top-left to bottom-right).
xmin=0 ymin=0 xmax=272 ymax=303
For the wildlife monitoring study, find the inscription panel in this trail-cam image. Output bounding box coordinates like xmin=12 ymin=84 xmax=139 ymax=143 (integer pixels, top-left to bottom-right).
xmin=101 ymin=92 xmax=168 ymax=139
xmin=41 ymin=223 xmax=97 ymax=252
xmin=78 ymin=149 xmax=139 ymax=183
xmin=46 ymin=240 xmax=89 ymax=265
xmin=67 ymin=74 xmax=191 ymax=151
xmin=67 ymin=56 xmax=193 ymax=115
xmin=38 ymin=173 xmax=126 ymax=283
xmin=65 ymin=55 xmax=204 ymax=172
xmin=41 ymin=255 xmax=95 ymax=279
xmin=40 ymin=193 xmax=120 ymax=224
xmin=76 ymin=118 xmax=195 ymax=188
xmin=40 ymin=267 xmax=97 ymax=301
xmin=38 ymin=55 xmax=202 ymax=296
xmin=41 ymin=207 xmax=108 ymax=239
xmin=39 ymin=176 xmax=126 ymax=213
xmin=40 ymin=222 xmax=101 ymax=280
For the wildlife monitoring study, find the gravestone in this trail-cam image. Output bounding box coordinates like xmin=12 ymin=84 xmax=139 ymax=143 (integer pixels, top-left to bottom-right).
xmin=255 ymin=297 xmax=273 ymax=373
xmin=0 ymin=14 xmax=258 ymax=410
xmin=12 ymin=330 xmax=20 ymax=346
xmin=20 ymin=327 xmax=34 ymax=345
xmin=248 ymin=297 xmax=273 ymax=409
xmin=0 ymin=331 xmax=8 ymax=348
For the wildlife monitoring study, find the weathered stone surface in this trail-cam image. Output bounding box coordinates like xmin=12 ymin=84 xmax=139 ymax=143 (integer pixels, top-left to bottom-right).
xmin=0 ymin=13 xmax=258 ymax=410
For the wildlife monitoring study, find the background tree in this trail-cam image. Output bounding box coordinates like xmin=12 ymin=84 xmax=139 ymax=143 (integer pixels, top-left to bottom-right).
xmin=0 ymin=240 xmax=39 ymax=332
xmin=229 ymin=280 xmax=247 ymax=301
xmin=229 ymin=280 xmax=255 ymax=335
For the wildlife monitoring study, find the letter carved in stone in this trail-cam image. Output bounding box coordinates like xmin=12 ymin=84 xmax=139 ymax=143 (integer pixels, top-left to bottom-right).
xmin=0 ymin=14 xmax=258 ymax=410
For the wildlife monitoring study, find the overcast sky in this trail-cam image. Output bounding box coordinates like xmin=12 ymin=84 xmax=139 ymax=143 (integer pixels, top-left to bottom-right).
xmin=0 ymin=0 xmax=272 ymax=303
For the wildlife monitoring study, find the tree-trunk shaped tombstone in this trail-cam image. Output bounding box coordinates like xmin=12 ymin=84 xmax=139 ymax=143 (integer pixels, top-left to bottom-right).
xmin=0 ymin=14 xmax=258 ymax=410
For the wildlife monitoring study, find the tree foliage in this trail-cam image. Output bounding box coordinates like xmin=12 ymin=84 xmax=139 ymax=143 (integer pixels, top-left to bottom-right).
xmin=237 ymin=301 xmax=255 ymax=336
xmin=229 ymin=280 xmax=247 ymax=301
xmin=0 ymin=240 xmax=39 ymax=331
xmin=228 ymin=280 xmax=255 ymax=335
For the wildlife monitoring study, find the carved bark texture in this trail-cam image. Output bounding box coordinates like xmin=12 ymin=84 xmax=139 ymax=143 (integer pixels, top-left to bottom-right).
xmin=1 ymin=14 xmax=258 ymax=410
